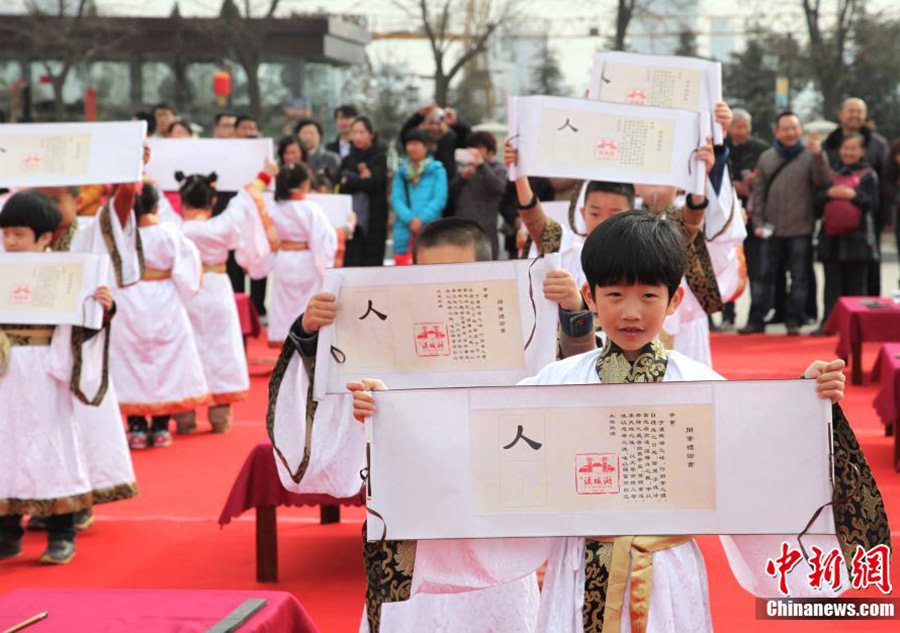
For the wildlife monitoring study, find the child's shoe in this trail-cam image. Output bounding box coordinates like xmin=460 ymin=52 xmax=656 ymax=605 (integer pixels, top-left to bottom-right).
xmin=209 ymin=404 xmax=232 ymax=434
xmin=40 ymin=538 xmax=75 ymax=564
xmin=151 ymin=429 xmax=173 ymax=448
xmin=128 ymin=430 xmax=148 ymax=450
xmin=174 ymin=411 xmax=196 ymax=435
xmin=0 ymin=533 xmax=22 ymax=559
xmin=73 ymin=508 xmax=94 ymax=531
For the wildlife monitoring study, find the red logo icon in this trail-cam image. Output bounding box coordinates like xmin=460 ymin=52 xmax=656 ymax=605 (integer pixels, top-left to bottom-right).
xmin=575 ymin=453 xmax=620 ymax=495
xmin=414 ymin=322 xmax=451 ymax=357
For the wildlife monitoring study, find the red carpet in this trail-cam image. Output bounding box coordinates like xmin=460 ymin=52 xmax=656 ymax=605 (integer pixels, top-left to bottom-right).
xmin=1 ymin=332 xmax=896 ymax=632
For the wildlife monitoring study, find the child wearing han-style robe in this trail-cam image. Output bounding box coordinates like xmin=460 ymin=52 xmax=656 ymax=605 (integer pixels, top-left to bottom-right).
xmin=248 ymin=163 xmax=337 ymax=347
xmin=353 ymin=210 xmax=890 ymax=633
xmin=175 ymin=167 xmax=276 ymax=433
xmin=109 ymin=183 xmax=208 ymax=449
xmin=0 ymin=191 xmax=117 ymax=565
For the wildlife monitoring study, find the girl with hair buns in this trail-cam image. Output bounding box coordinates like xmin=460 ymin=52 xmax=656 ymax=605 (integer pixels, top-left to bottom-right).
xmin=108 ymin=182 xmax=208 ymax=449
xmin=247 ymin=162 xmax=337 ymax=346
xmin=174 ymin=162 xmax=278 ymax=434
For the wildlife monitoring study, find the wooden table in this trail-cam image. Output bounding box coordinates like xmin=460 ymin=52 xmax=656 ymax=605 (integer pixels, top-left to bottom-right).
xmin=219 ymin=440 xmax=363 ymax=582
xmin=872 ymin=343 xmax=900 ymax=472
xmin=823 ymin=297 xmax=900 ymax=385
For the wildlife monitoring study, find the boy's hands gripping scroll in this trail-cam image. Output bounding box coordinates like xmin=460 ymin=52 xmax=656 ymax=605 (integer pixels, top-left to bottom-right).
xmin=348 ymin=379 xmax=388 ymax=422
xmin=803 ymin=359 xmax=847 ymax=404
xmin=93 ymin=286 xmax=114 ymax=312
xmin=301 ymin=292 xmax=338 ymax=334
xmin=543 ymin=269 xmax=583 ymax=312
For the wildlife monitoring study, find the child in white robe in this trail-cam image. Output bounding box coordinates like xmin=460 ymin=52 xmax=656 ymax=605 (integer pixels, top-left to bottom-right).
xmin=0 ymin=191 xmax=116 ymax=565
xmin=176 ymin=168 xmax=275 ymax=433
xmin=352 ymin=210 xmax=888 ymax=633
xmin=248 ymin=163 xmax=337 ymax=347
xmin=109 ymin=183 xmax=208 ymax=449
xmin=268 ymin=218 xmax=589 ymax=633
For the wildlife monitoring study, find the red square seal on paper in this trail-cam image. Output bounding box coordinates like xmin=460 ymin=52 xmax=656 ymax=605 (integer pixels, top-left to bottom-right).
xmin=10 ymin=284 xmax=33 ymax=304
xmin=414 ymin=322 xmax=451 ymax=357
xmin=575 ymin=453 xmax=620 ymax=495
xmin=21 ymin=153 xmax=43 ymax=172
xmin=626 ymin=89 xmax=650 ymax=105
xmin=593 ymin=138 xmax=620 ymax=161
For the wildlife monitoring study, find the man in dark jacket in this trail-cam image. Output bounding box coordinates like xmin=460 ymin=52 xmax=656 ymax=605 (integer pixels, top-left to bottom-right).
xmin=823 ymin=97 xmax=888 ymax=296
xmin=326 ymin=104 xmax=359 ymax=160
xmin=740 ymin=112 xmax=831 ymax=335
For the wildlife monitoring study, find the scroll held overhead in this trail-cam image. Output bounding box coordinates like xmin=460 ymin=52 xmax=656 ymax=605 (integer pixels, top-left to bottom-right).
xmin=145 ymin=138 xmax=274 ymax=191
xmin=0 ymin=121 xmax=146 ymax=187
xmin=366 ymin=379 xmax=834 ymax=540
xmin=589 ymin=51 xmax=725 ymax=143
xmin=507 ymin=96 xmax=708 ymax=194
xmin=0 ymin=252 xmax=111 ymax=329
xmin=313 ymin=257 xmax=559 ymax=400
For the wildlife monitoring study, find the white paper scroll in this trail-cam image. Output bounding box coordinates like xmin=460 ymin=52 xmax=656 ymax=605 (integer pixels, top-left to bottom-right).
xmin=306 ymin=193 xmax=354 ymax=230
xmin=508 ymin=96 xmax=706 ymax=194
xmin=145 ymin=138 xmax=274 ymax=191
xmin=589 ymin=52 xmax=724 ymax=144
xmin=367 ymin=379 xmax=834 ymax=540
xmin=313 ymin=257 xmax=560 ymax=400
xmin=0 ymin=252 xmax=111 ymax=328
xmin=0 ymin=121 xmax=146 ymax=187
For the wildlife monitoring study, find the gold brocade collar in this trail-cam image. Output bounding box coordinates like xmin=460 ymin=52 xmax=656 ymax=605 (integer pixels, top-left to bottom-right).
xmin=51 ymin=218 xmax=79 ymax=252
xmin=595 ymin=338 xmax=668 ymax=384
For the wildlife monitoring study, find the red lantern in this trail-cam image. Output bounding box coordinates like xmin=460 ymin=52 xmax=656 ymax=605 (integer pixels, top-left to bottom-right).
xmin=213 ymin=70 xmax=231 ymax=106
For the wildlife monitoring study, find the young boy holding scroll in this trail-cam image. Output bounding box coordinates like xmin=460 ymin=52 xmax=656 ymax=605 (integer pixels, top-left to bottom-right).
xmin=0 ymin=191 xmax=116 ymax=564
xmin=269 ymin=217 xmax=588 ymax=633
xmin=352 ymin=211 xmax=889 ymax=633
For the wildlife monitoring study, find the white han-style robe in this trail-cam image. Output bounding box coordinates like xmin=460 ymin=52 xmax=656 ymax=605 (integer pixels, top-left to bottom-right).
xmin=249 ymin=198 xmax=337 ymax=345
xmin=180 ymin=191 xmax=272 ymax=404
xmin=109 ymin=220 xmax=209 ymax=415
xmin=268 ymin=345 xmax=541 ymax=633
xmin=662 ymin=178 xmax=747 ymax=368
xmin=0 ymin=324 xmax=102 ymax=515
xmin=409 ymin=348 xmax=847 ymax=633
xmin=65 ymin=206 xmax=140 ymax=501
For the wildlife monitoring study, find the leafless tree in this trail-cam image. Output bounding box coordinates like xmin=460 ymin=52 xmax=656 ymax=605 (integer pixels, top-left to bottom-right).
xmin=613 ymin=0 xmax=640 ymax=51
xmin=394 ymin=0 xmax=518 ymax=105
xmin=802 ymin=0 xmax=859 ymax=117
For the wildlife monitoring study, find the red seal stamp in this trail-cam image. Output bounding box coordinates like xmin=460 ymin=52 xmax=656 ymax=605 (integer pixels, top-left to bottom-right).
xmin=575 ymin=453 xmax=620 ymax=495
xmin=414 ymin=322 xmax=451 ymax=357
xmin=10 ymin=284 xmax=33 ymax=304
xmin=21 ymin=153 xmax=43 ymax=172
xmin=626 ymin=89 xmax=650 ymax=105
xmin=593 ymin=138 xmax=620 ymax=161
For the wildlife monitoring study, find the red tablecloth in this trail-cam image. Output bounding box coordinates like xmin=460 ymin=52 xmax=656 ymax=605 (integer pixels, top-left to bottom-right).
xmin=873 ymin=343 xmax=900 ymax=426
xmin=235 ymin=292 xmax=261 ymax=338
xmin=219 ymin=440 xmax=362 ymax=526
xmin=0 ymin=588 xmax=318 ymax=633
xmin=824 ymin=297 xmax=900 ymax=359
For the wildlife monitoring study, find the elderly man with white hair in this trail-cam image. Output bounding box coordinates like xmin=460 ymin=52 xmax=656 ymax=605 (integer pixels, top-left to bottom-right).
xmin=823 ymin=97 xmax=888 ymax=297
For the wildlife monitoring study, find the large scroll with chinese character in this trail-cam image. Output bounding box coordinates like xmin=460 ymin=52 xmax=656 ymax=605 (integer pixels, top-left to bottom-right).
xmin=0 ymin=252 xmax=111 ymax=328
xmin=589 ymin=51 xmax=724 ymax=144
xmin=366 ymin=379 xmax=835 ymax=540
xmin=508 ymin=96 xmax=708 ymax=194
xmin=145 ymin=138 xmax=274 ymax=191
xmin=0 ymin=121 xmax=146 ymax=187
xmin=313 ymin=257 xmax=559 ymax=400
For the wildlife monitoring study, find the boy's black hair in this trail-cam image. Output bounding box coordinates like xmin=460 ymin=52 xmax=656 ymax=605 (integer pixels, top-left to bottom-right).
xmin=403 ymin=128 xmax=430 ymax=147
xmin=334 ymin=104 xmax=359 ymax=119
xmin=135 ymin=183 xmax=160 ymax=217
xmin=275 ymin=163 xmax=310 ymax=201
xmin=235 ymin=114 xmax=258 ymax=128
xmin=168 ymin=119 xmax=192 ymax=136
xmin=584 ymin=180 xmax=635 ymax=207
xmin=466 ymin=130 xmax=497 ymax=155
xmin=294 ymin=117 xmax=323 ymax=138
xmin=214 ymin=111 xmax=236 ymax=125
xmin=413 ymin=217 xmax=492 ymax=263
xmin=581 ymin=210 xmax=686 ymax=299
xmin=133 ymin=110 xmax=156 ymax=135
xmin=175 ymin=171 xmax=218 ymax=209
xmin=153 ymin=102 xmax=175 ymax=116
xmin=0 ymin=190 xmax=62 ymax=238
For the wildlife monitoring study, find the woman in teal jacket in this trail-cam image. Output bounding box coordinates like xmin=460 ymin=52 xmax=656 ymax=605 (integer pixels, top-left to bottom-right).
xmin=391 ymin=129 xmax=448 ymax=263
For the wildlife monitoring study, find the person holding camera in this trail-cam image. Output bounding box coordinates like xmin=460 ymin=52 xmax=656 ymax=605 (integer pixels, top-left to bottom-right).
xmin=450 ymin=131 xmax=507 ymax=259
